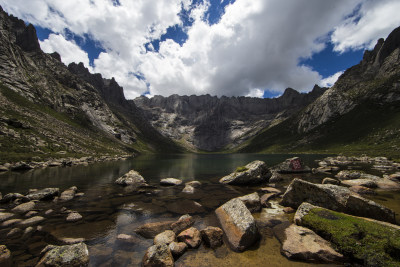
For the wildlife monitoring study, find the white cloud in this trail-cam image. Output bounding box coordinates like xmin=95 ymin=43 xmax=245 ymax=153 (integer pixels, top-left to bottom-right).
xmin=246 ymin=88 xmax=264 ymax=98
xmin=39 ymin=34 xmax=92 ymax=71
xmin=320 ymin=71 xmax=344 ymax=88
xmin=4 ymin=0 xmax=396 ymax=99
xmin=332 ymin=0 xmax=400 ymax=52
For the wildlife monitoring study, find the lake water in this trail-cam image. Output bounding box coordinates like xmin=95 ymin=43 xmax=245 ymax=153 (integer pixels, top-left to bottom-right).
xmin=0 ymin=153 xmax=399 ymax=266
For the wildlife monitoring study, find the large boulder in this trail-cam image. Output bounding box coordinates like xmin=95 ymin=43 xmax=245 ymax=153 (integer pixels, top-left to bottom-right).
xmin=281 ymin=178 xmax=396 ymax=223
xmin=36 ymin=243 xmax=89 ymax=267
xmin=294 ymin=202 xmax=400 ymax=267
xmin=142 ymin=244 xmax=174 ymax=267
xmin=219 ymin=160 xmax=271 ymax=185
xmin=277 ymin=157 xmax=311 ymax=174
xmin=215 ymin=198 xmax=258 ymax=251
xmin=115 ymin=170 xmax=147 ymax=186
xmin=274 ymin=224 xmax=343 ymax=263
xmin=26 ymin=188 xmax=59 ymax=201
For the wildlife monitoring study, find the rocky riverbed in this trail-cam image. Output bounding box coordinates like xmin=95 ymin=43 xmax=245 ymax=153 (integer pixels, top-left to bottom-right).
xmin=0 ymin=154 xmax=399 ymax=266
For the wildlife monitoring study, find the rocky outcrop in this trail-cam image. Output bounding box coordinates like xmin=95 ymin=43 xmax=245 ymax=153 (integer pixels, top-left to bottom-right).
xmin=215 ymin=198 xmax=258 ymax=252
xmin=281 ymin=178 xmax=396 ymax=223
xmin=133 ymin=86 xmax=326 ymax=151
xmin=37 ymin=243 xmax=89 ymax=267
xmin=219 ymin=160 xmax=271 ymax=185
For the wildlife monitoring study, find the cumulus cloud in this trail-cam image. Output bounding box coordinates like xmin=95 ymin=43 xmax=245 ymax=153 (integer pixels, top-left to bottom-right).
xmin=320 ymin=71 xmax=344 ymax=88
xmin=246 ymin=88 xmax=264 ymax=98
xmin=40 ymin=34 xmax=92 ymax=71
xmin=3 ymin=0 xmax=396 ymax=98
xmin=332 ymin=0 xmax=400 ymax=52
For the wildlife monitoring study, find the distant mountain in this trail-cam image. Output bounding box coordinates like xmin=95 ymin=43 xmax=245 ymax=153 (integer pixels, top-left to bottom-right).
xmin=240 ymin=26 xmax=400 ymax=158
xmin=0 ymin=6 xmax=181 ymax=163
xmin=133 ymin=86 xmax=326 ymax=151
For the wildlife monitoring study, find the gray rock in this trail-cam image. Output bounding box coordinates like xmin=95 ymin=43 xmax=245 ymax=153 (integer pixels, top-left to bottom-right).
xmin=115 ymin=170 xmax=147 ymax=186
xmin=154 ymin=230 xmax=176 ymax=245
xmin=275 ymin=224 xmax=343 ymax=262
xmin=215 ymin=198 xmax=258 ymax=251
xmin=177 ymin=227 xmax=201 ymax=248
xmin=160 ymin=178 xmax=182 ymax=186
xmin=116 ymin=234 xmax=139 ymax=244
xmin=0 ymin=245 xmax=12 ymax=267
xmin=66 ymin=212 xmax=82 ymax=222
xmin=237 ymin=192 xmax=261 ymax=212
xmin=19 ymin=216 xmax=45 ymax=226
xmin=168 ymin=242 xmax=187 ymax=258
xmin=171 ymin=214 xmax=195 ymax=235
xmin=277 ymin=157 xmax=311 ymax=173
xmin=281 ymin=178 xmax=396 ymax=223
xmin=26 ymin=188 xmax=59 ymax=201
xmin=37 ymin=243 xmax=89 ymax=267
xmin=142 ymin=244 xmax=174 ymax=267
xmin=12 ymin=201 xmax=35 ymax=214
xmin=322 ymin=178 xmax=341 ymax=185
xmin=219 ymin=160 xmax=271 ymax=185
xmin=0 ymin=193 xmax=29 ymax=203
xmin=200 ymin=226 xmax=223 ymax=249
xmin=59 ymin=187 xmax=77 ymax=201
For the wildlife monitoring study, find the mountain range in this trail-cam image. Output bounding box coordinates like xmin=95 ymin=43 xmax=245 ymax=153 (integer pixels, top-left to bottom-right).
xmin=0 ymin=6 xmax=399 ymax=162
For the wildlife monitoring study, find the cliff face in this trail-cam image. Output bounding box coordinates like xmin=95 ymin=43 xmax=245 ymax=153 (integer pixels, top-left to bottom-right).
xmin=0 ymin=6 xmax=180 ymax=161
xmin=134 ymin=86 xmax=326 ymax=151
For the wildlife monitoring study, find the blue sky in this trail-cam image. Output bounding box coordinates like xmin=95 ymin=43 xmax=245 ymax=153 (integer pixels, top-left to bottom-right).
xmin=2 ymin=0 xmax=400 ymax=99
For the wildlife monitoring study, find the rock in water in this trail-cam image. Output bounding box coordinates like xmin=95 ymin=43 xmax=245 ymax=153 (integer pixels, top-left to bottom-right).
xmin=154 ymin=230 xmax=176 ymax=246
xmin=115 ymin=170 xmax=147 ymax=186
xmin=200 ymin=226 xmax=224 ymax=249
xmin=275 ymin=224 xmax=343 ymax=262
xmin=215 ymin=198 xmax=258 ymax=251
xmin=142 ymin=244 xmax=174 ymax=267
xmin=219 ymin=160 xmax=271 ymax=185
xmin=0 ymin=245 xmax=12 ymax=267
xmin=237 ymin=192 xmax=261 ymax=212
xmin=177 ymin=227 xmax=201 ymax=248
xmin=160 ymin=178 xmax=182 ymax=186
xmin=37 ymin=243 xmax=89 ymax=266
xmin=59 ymin=187 xmax=77 ymax=201
xmin=12 ymin=201 xmax=35 ymax=214
xmin=281 ymin=178 xmax=395 ymax=223
xmin=168 ymin=242 xmax=187 ymax=258
xmin=26 ymin=188 xmax=59 ymax=201
xmin=277 ymin=157 xmax=311 ymax=174
xmin=136 ymin=221 xmax=175 ymax=239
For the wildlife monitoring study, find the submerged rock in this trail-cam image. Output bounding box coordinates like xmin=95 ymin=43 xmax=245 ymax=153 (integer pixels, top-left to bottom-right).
xmin=37 ymin=243 xmax=89 ymax=267
xmin=219 ymin=160 xmax=271 ymax=185
xmin=295 ymin=202 xmax=400 ymax=267
xmin=200 ymin=226 xmax=223 ymax=249
xmin=142 ymin=244 xmax=174 ymax=267
xmin=274 ymin=224 xmax=343 ymax=263
xmin=281 ymin=178 xmax=396 ymax=223
xmin=26 ymin=188 xmax=59 ymax=201
xmin=215 ymin=198 xmax=258 ymax=252
xmin=115 ymin=170 xmax=147 ymax=186
xmin=160 ymin=178 xmax=182 ymax=186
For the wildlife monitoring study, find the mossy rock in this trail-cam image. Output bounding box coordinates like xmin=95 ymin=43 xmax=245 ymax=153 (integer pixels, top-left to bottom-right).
xmin=235 ymin=166 xmax=248 ymax=172
xmin=299 ymin=206 xmax=400 ymax=266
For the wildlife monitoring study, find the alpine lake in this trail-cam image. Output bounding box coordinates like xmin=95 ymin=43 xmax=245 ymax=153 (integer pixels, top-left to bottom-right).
xmin=1 ymin=153 xmax=399 ymax=267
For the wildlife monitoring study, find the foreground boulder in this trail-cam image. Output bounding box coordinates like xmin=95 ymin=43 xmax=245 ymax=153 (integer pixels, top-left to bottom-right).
xmin=26 ymin=188 xmax=59 ymax=201
xmin=219 ymin=160 xmax=271 ymax=185
xmin=142 ymin=244 xmax=174 ymax=267
xmin=215 ymin=198 xmax=258 ymax=251
xmin=295 ymin=202 xmax=400 ymax=267
xmin=277 ymin=157 xmax=311 ymax=174
xmin=281 ymin=178 xmax=395 ymax=223
xmin=274 ymin=224 xmax=343 ymax=263
xmin=37 ymin=243 xmax=89 ymax=266
xmin=115 ymin=170 xmax=147 ymax=186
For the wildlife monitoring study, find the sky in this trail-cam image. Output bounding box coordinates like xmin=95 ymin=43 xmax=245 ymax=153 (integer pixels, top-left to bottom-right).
xmin=1 ymin=0 xmax=400 ymax=99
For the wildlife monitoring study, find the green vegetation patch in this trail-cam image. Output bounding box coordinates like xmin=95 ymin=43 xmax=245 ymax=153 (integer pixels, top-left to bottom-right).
xmin=235 ymin=166 xmax=248 ymax=172
xmin=301 ymin=207 xmax=400 ymax=266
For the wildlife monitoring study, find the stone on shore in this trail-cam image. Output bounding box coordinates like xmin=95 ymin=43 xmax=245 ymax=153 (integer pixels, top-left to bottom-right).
xmin=0 ymin=245 xmax=12 ymax=267
xmin=274 ymin=224 xmax=343 ymax=263
xmin=26 ymin=188 xmax=59 ymax=201
xmin=154 ymin=230 xmax=176 ymax=245
xmin=294 ymin=202 xmax=400 ymax=267
xmin=115 ymin=170 xmax=147 ymax=186
xmin=200 ymin=226 xmax=223 ymax=249
xmin=215 ymin=198 xmax=258 ymax=252
xmin=142 ymin=244 xmax=174 ymax=267
xmin=12 ymin=201 xmax=35 ymax=214
xmin=281 ymin=178 xmax=396 ymax=223
xmin=37 ymin=243 xmax=89 ymax=267
xmin=219 ymin=160 xmax=271 ymax=185
xmin=237 ymin=192 xmax=261 ymax=212
xmin=168 ymin=242 xmax=187 ymax=258
xmin=160 ymin=178 xmax=182 ymax=186
xmin=177 ymin=227 xmax=201 ymax=249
